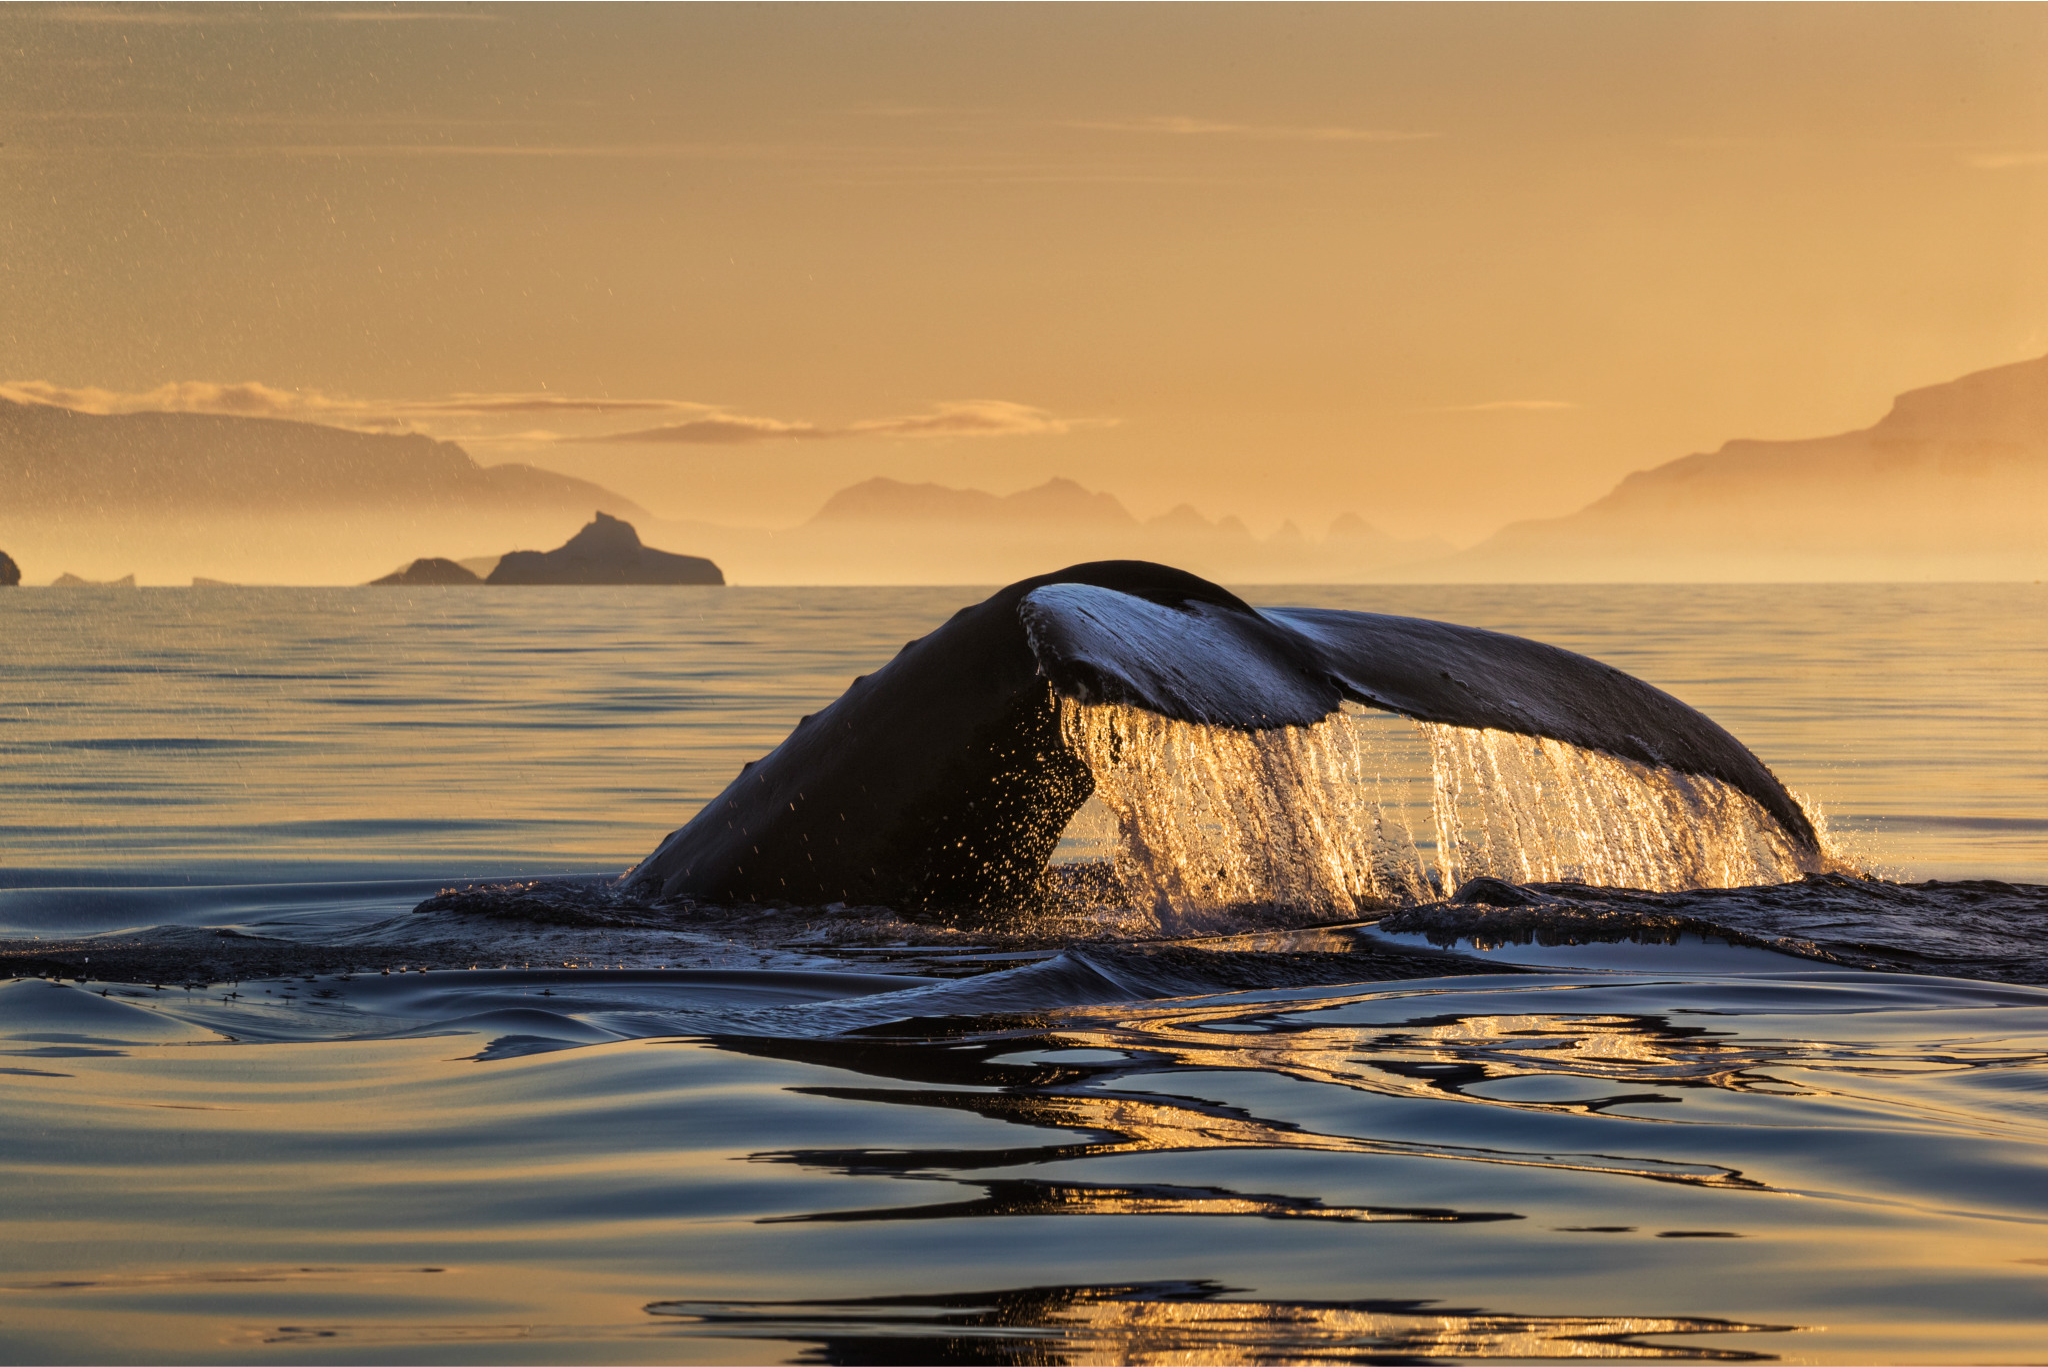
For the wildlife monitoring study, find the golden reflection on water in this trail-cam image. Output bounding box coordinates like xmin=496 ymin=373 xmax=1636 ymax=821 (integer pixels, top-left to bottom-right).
xmin=774 ymin=1076 xmax=1759 ymax=1192
xmin=653 ymin=1280 xmax=1795 ymax=1362
xmin=768 ymin=1177 xmax=1515 ymax=1226
xmin=9 ymin=990 xmax=2048 ymax=1361
xmin=739 ymin=974 xmax=2048 ymax=1232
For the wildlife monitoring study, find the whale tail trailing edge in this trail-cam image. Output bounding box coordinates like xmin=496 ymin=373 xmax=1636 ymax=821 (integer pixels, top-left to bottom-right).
xmin=622 ymin=561 xmax=1823 ymax=911
xmin=1016 ymin=580 xmax=1815 ymax=852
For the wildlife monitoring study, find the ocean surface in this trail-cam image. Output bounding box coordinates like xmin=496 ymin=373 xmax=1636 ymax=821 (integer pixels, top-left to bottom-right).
xmin=3 ymin=582 xmax=2046 ymax=1363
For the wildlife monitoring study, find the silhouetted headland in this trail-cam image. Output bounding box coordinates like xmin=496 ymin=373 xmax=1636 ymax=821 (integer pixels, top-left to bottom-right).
xmin=1458 ymin=351 xmax=2048 ymax=579
xmin=486 ymin=512 xmax=724 ymax=585
xmin=0 ymin=549 xmax=18 ymax=586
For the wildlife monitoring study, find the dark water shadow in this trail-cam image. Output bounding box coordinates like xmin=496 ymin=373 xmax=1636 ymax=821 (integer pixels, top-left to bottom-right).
xmin=765 ymin=1177 xmax=1522 ymax=1227
xmin=1379 ymin=874 xmax=2048 ymax=985
xmin=647 ymin=1278 xmax=1798 ymax=1362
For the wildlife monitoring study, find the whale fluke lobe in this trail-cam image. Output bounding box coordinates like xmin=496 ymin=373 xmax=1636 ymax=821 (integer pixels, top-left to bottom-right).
xmin=621 ymin=561 xmax=1821 ymax=910
xmin=1260 ymin=606 xmax=1820 ymax=850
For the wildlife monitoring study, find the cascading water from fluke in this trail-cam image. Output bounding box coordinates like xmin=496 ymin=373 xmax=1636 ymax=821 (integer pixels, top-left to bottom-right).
xmin=1421 ymin=721 xmax=1828 ymax=895
xmin=1057 ymin=698 xmax=1831 ymax=917
xmin=1057 ymin=699 xmax=1433 ymax=917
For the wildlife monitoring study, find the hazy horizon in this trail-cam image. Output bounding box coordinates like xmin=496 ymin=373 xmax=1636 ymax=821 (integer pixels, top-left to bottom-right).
xmin=6 ymin=342 xmax=2045 ymax=585
xmin=4 ymin=2 xmax=2046 ymax=573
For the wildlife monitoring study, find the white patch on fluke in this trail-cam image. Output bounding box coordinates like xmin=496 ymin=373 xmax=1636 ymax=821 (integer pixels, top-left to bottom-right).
xmin=1021 ymin=583 xmax=1332 ymax=726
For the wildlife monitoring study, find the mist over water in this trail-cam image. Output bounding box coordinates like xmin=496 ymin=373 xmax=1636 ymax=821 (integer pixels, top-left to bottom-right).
xmin=3 ymin=581 xmax=2046 ymax=1362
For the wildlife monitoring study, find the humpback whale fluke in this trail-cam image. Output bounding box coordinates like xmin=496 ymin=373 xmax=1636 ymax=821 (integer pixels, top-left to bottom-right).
xmin=620 ymin=561 xmax=1820 ymax=909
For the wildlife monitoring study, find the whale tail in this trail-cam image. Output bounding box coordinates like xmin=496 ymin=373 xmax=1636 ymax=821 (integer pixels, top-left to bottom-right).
xmin=623 ymin=561 xmax=1824 ymax=912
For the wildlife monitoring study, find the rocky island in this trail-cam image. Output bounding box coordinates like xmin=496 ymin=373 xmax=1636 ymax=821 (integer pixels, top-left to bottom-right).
xmin=486 ymin=512 xmax=724 ymax=585
xmin=370 ymin=557 xmax=483 ymax=586
xmin=51 ymin=572 xmax=136 ymax=587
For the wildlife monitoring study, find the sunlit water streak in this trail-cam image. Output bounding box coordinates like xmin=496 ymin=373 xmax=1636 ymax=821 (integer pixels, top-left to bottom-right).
xmin=650 ymin=1282 xmax=1796 ymax=1362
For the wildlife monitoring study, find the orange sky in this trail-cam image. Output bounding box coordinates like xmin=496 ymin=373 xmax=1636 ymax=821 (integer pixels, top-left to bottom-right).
xmin=4 ymin=2 xmax=2046 ymax=544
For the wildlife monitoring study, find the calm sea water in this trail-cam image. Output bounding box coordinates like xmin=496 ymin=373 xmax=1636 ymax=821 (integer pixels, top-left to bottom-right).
xmin=3 ymin=583 xmax=2046 ymax=1363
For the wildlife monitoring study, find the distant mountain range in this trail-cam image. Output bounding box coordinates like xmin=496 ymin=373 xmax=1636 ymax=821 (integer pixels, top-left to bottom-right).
xmin=4 ymin=352 xmax=2043 ymax=582
xmin=781 ymin=351 xmax=2047 ymax=581
xmin=812 ymin=475 xmax=1137 ymax=528
xmin=678 ymin=474 xmax=1447 ymax=584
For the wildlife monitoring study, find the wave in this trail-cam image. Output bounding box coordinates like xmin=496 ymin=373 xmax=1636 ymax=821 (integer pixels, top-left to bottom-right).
xmin=1378 ymin=873 xmax=2048 ymax=985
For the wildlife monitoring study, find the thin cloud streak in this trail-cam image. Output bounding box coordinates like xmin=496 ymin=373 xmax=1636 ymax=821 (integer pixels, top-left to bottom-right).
xmin=3 ymin=100 xmax=1436 ymax=168
xmin=2 ymin=380 xmax=395 ymax=423
xmin=1416 ymin=399 xmax=1581 ymax=414
xmin=1 ymin=379 xmax=724 ymax=430
xmin=0 ymin=110 xmax=553 ymax=128
xmin=0 ymin=382 xmax=1103 ymax=447
xmin=846 ymin=104 xmax=1440 ymax=145
xmin=582 ymin=400 xmax=1105 ymax=445
xmin=0 ymin=142 xmax=812 ymax=162
xmin=0 ymin=139 xmax=1272 ymax=182
xmin=402 ymin=393 xmax=714 ymax=416
xmin=27 ymin=3 xmax=499 ymax=24
xmin=1965 ymin=151 xmax=2048 ymax=170
xmin=1064 ymin=115 xmax=1440 ymax=143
